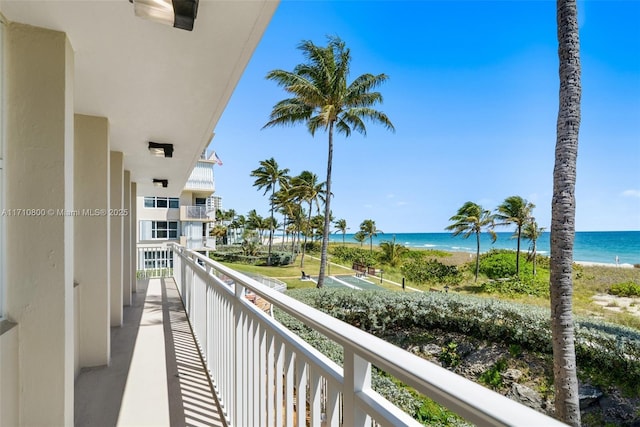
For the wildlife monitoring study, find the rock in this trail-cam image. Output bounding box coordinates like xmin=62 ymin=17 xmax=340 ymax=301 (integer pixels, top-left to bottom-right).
xmin=459 ymin=344 xmax=504 ymax=377
xmin=600 ymin=393 xmax=638 ymax=423
xmin=421 ymin=343 xmax=441 ymax=357
xmin=578 ymin=384 xmax=603 ymax=409
xmin=503 ymin=368 xmax=523 ymax=384
xmin=507 ymin=383 xmax=546 ymax=413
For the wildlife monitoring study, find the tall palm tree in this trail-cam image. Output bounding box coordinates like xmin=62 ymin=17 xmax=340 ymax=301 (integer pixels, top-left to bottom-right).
xmin=333 ymin=218 xmax=349 ymax=245
xmin=273 ymin=185 xmax=295 ymax=248
xmin=264 ymin=36 xmax=394 ymax=288
xmin=495 ymin=195 xmax=535 ymax=276
xmin=551 ymin=0 xmax=582 ymax=423
xmin=446 ymin=202 xmax=497 ymax=282
xmin=523 ymin=218 xmax=545 ymax=276
xmin=359 ymin=219 xmax=382 ymax=253
xmin=250 ymin=158 xmax=290 ymax=265
xmin=290 ymin=171 xmax=325 ymax=269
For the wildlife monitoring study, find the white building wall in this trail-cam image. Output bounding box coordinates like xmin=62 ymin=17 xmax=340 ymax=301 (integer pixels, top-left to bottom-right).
xmin=110 ymin=151 xmax=123 ymax=327
xmin=74 ymin=114 xmax=110 ymax=369
xmin=4 ymin=22 xmax=75 ymax=426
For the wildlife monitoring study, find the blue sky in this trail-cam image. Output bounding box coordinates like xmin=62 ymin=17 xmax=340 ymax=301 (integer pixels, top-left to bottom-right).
xmin=209 ymin=0 xmax=640 ymax=233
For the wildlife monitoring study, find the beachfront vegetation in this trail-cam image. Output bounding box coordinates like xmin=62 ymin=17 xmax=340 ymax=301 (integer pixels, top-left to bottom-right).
xmin=523 ymin=219 xmax=545 ymax=276
xmin=609 ymin=281 xmax=640 ymax=297
xmin=250 ymin=158 xmax=290 ymax=265
xmin=264 ymin=36 xmax=395 ymax=288
xmin=359 ymin=219 xmax=383 ymax=253
xmin=333 ymin=218 xmax=349 ymax=244
xmin=495 ymin=196 xmax=536 ymax=277
xmin=550 ymin=0 xmax=583 ymax=422
xmin=445 ymin=202 xmax=497 ymax=282
xmin=289 ymin=171 xmax=325 ymax=269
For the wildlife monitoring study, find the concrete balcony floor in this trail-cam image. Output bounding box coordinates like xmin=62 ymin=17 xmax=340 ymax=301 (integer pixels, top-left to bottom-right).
xmin=75 ymin=278 xmax=224 ymax=427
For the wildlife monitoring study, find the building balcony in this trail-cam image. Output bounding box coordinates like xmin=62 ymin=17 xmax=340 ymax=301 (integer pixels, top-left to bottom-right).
xmin=180 ymin=205 xmax=213 ymax=221
xmin=73 ymin=244 xmax=566 ymax=427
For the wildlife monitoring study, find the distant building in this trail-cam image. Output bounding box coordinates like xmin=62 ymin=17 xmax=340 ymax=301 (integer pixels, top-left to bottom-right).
xmin=137 ymin=152 xmax=219 ymax=271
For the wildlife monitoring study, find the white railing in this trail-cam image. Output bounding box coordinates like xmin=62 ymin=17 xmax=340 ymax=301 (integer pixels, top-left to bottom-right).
xmin=242 ymin=272 xmax=287 ymax=293
xmin=181 ymin=205 xmax=210 ymax=220
xmin=170 ymin=245 xmax=566 ymax=427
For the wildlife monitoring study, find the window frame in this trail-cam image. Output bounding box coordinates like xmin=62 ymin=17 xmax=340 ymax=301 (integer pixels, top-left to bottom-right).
xmin=149 ymin=220 xmax=179 ymax=240
xmin=143 ymin=196 xmax=179 ymax=209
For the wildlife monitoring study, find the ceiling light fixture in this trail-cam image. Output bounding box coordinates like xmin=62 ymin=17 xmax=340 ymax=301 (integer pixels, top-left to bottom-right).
xmin=153 ymin=179 xmax=169 ymax=188
xmin=148 ymin=141 xmax=174 ymax=158
xmin=131 ymin=0 xmax=198 ymax=31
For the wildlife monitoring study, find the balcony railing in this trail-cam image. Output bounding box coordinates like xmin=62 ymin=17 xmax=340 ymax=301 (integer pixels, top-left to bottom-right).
xmin=170 ymin=244 xmax=565 ymax=427
xmin=180 ymin=205 xmax=211 ymax=221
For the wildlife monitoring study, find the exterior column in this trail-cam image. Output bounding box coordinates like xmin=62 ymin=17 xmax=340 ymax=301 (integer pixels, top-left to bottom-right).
xmin=74 ymin=114 xmax=110 ymax=368
xmin=5 ymin=22 xmax=75 ymax=426
xmin=131 ymin=182 xmax=138 ymax=293
xmin=110 ymin=152 xmax=124 ymax=326
xmin=123 ymin=171 xmax=131 ymax=306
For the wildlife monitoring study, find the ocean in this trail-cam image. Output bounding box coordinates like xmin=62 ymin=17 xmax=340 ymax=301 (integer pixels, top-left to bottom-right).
xmin=328 ymin=231 xmax=640 ymax=266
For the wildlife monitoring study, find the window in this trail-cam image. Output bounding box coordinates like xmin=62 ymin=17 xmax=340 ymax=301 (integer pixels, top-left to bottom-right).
xmin=140 ymin=220 xmax=179 ymax=240
xmin=143 ymin=196 xmax=179 ymax=208
xmin=142 ymin=250 xmax=173 ymax=269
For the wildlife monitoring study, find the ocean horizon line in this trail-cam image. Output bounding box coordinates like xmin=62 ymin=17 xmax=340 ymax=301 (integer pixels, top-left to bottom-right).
xmin=323 ymin=230 xmax=640 ymax=265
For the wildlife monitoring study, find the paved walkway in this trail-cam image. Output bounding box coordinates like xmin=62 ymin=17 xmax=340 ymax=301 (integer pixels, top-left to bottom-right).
xmin=75 ymin=278 xmax=225 ymax=427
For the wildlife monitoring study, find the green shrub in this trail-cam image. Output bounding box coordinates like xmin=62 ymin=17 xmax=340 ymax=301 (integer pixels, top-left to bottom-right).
xmin=330 ymin=246 xmax=377 ymax=266
xmin=286 ymin=288 xmax=640 ymax=393
xmin=609 ymin=281 xmax=640 ymax=297
xmin=479 ymin=250 xmax=517 ymax=278
xmin=479 ymin=358 xmax=507 ymax=389
xmin=401 ymin=258 xmax=461 ymax=285
xmin=480 ymin=276 xmax=549 ymax=297
xmin=439 ymin=342 xmax=461 ymax=368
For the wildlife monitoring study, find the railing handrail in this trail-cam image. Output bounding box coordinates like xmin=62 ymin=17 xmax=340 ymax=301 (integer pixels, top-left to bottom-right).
xmin=171 ymin=245 xmax=566 ymax=426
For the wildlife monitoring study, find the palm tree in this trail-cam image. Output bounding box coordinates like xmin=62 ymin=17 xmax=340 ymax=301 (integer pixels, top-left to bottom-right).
xmin=551 ymin=0 xmax=582 ymax=423
xmin=264 ymin=36 xmax=394 ymax=288
xmin=333 ymin=218 xmax=349 ymax=244
xmin=250 ymin=158 xmax=290 ymax=265
xmin=495 ymin=195 xmax=535 ymax=277
xmin=446 ymin=202 xmax=496 ymax=282
xmin=353 ymin=231 xmax=366 ymax=247
xmin=379 ymin=235 xmax=408 ymax=267
xmin=273 ymin=185 xmax=295 ymax=248
xmin=290 ymin=171 xmax=325 ymax=269
xmin=523 ymin=218 xmax=545 ymax=276
xmin=359 ymin=219 xmax=382 ymax=253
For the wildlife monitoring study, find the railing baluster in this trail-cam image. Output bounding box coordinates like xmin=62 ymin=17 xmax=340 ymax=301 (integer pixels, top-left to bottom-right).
xmin=325 ymin=382 xmax=340 ymax=427
xmin=266 ymin=332 xmax=275 ymax=427
xmin=308 ymin=367 xmax=322 ymax=427
xmin=256 ymin=327 xmax=270 ymax=426
xmin=275 ymin=338 xmax=284 ymax=427
xmin=295 ymin=357 xmax=308 ymax=427
xmin=284 ymin=348 xmax=295 ymax=427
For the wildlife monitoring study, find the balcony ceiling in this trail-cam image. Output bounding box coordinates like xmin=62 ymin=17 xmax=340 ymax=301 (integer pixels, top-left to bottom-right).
xmin=0 ymin=0 xmax=277 ymax=196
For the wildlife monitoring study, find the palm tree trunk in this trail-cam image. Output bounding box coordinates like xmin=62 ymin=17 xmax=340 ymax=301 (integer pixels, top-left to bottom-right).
xmin=532 ymin=239 xmax=537 ymax=276
xmin=550 ymin=0 xmax=582 ymax=424
xmin=475 ymin=231 xmax=481 ymax=282
xmin=268 ymin=187 xmax=275 ymax=265
xmin=516 ymin=226 xmax=521 ymax=276
xmin=317 ymin=122 xmax=334 ymax=288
